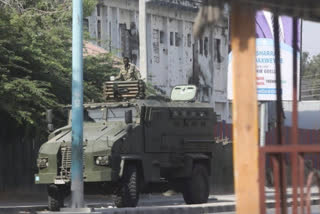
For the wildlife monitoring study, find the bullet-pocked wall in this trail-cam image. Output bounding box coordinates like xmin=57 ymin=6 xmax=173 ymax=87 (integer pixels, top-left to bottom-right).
xmin=87 ymin=0 xmax=230 ymax=122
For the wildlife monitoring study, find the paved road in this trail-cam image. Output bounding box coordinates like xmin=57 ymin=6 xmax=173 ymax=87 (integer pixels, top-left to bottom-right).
xmin=0 ymin=192 xmax=235 ymax=213
xmin=0 ymin=187 xmax=319 ymax=213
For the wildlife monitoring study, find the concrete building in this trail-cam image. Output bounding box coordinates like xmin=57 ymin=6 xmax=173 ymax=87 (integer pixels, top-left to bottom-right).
xmin=86 ymin=0 xmax=231 ymax=121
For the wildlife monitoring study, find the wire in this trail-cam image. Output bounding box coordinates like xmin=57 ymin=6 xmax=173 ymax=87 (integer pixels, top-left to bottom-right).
xmin=301 ymin=88 xmax=320 ymax=92
xmin=301 ymin=73 xmax=320 ymax=78
xmin=301 ymin=94 xmax=320 ymax=98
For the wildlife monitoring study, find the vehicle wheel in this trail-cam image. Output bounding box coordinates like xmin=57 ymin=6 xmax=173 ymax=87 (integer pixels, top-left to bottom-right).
xmin=182 ymin=164 xmax=209 ymax=204
xmin=114 ymin=163 xmax=139 ymax=208
xmin=48 ymin=184 xmax=64 ymax=211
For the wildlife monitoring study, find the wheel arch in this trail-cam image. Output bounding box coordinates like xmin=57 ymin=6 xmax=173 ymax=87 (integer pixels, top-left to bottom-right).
xmin=120 ymin=155 xmax=144 ymax=180
xmin=185 ymin=153 xmax=211 ymax=176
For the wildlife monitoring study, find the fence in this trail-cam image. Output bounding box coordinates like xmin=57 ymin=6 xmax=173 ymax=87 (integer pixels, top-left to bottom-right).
xmin=213 ymin=121 xmax=320 ymax=188
xmin=266 ymin=127 xmax=320 ymax=171
xmin=213 ymin=121 xmax=320 ymax=167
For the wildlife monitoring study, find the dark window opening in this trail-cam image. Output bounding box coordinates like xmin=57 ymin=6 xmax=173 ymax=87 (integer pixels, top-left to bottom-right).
xmin=175 ymin=32 xmax=180 ymax=47
xmin=170 ymin=32 xmax=174 ymax=46
xmin=204 ymin=37 xmax=208 ymax=57
xmin=214 ymin=39 xmax=222 ymax=63
xmin=97 ymin=5 xmax=101 ymax=16
xmin=83 ymin=18 xmax=89 ymax=31
xmin=152 ymin=29 xmax=160 ymax=63
xmin=199 ymin=39 xmax=203 ymax=55
xmin=109 ymin=22 xmax=112 ymax=51
xmin=187 ymin=34 xmax=191 ymax=47
xmin=160 ymin=31 xmax=165 ymax=44
xmin=97 ymin=20 xmax=101 ymax=46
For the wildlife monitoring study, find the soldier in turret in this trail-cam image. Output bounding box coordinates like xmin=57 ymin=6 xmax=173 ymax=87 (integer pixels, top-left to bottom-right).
xmin=115 ymin=57 xmax=141 ymax=81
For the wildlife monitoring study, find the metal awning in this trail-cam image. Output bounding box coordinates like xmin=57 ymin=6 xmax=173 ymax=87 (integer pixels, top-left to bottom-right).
xmin=207 ymin=0 xmax=320 ymax=21
xmin=194 ymin=0 xmax=320 ymax=38
xmin=232 ymin=0 xmax=320 ymax=21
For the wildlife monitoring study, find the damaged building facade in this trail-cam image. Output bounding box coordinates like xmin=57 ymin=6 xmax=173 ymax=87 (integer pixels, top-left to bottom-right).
xmin=87 ymin=0 xmax=230 ymax=121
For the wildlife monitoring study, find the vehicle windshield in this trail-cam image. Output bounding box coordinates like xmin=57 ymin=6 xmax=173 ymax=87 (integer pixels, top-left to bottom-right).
xmin=85 ymin=107 xmax=138 ymax=122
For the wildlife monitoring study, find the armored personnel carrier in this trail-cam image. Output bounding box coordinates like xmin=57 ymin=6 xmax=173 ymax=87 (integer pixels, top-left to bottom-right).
xmin=35 ymin=80 xmax=216 ymax=211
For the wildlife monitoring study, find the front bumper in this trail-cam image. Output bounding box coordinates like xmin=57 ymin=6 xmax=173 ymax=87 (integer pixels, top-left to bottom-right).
xmin=35 ymin=167 xmax=112 ymax=184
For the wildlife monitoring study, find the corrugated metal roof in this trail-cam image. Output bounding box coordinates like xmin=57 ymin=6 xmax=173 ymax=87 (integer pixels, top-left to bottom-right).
xmin=83 ymin=42 xmax=124 ymax=70
xmin=84 ymin=42 xmax=107 ymax=56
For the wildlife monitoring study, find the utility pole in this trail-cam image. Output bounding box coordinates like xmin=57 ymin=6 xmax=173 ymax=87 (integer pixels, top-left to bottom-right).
xmin=71 ymin=0 xmax=84 ymax=209
xmin=231 ymin=2 xmax=261 ymax=213
xmin=139 ymin=0 xmax=148 ymax=80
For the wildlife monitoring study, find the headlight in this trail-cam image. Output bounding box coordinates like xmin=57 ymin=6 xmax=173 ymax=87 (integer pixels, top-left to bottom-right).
xmin=37 ymin=158 xmax=49 ymax=169
xmin=94 ymin=156 xmax=109 ymax=166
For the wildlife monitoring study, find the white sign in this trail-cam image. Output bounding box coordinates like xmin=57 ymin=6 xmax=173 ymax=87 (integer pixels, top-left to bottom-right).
xmin=227 ymin=11 xmax=301 ymax=101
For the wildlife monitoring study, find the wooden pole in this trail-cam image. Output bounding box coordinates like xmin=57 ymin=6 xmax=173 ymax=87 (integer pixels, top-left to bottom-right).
xmin=231 ymin=3 xmax=261 ymax=214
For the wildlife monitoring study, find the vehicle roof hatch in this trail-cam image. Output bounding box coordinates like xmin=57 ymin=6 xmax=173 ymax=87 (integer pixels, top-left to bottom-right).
xmin=170 ymin=85 xmax=197 ymax=102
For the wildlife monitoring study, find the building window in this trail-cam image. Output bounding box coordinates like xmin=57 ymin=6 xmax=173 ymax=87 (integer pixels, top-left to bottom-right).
xmin=83 ymin=18 xmax=89 ymax=31
xmin=97 ymin=20 xmax=101 ymax=46
xmin=199 ymin=38 xmax=203 ymax=55
xmin=109 ymin=22 xmax=112 ymax=51
xmin=170 ymin=32 xmax=174 ymax=46
xmin=152 ymin=29 xmax=160 ymax=63
xmin=160 ymin=31 xmax=165 ymax=44
xmin=214 ymin=39 xmax=222 ymax=63
xmin=187 ymin=34 xmax=191 ymax=47
xmin=175 ymin=32 xmax=180 ymax=47
xmin=204 ymin=37 xmax=208 ymax=57
xmin=97 ymin=5 xmax=101 ymax=16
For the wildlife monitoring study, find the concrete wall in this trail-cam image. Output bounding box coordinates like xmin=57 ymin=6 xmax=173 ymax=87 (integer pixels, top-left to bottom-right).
xmin=283 ymin=101 xmax=320 ymax=129
xmin=87 ymin=0 xmax=230 ymax=121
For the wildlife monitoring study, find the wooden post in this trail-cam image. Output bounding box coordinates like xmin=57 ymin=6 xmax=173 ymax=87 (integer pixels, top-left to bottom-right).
xmin=231 ymin=3 xmax=261 ymax=214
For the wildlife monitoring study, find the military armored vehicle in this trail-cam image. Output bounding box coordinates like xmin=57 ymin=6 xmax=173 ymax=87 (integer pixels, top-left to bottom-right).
xmin=35 ymin=80 xmax=216 ymax=211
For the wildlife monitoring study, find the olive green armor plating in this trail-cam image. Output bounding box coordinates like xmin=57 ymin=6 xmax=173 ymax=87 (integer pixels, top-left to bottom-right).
xmin=35 ymin=81 xmax=216 ymax=211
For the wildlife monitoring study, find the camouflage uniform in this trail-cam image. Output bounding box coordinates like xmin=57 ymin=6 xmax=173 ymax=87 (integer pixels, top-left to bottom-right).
xmin=115 ymin=63 xmax=141 ymax=81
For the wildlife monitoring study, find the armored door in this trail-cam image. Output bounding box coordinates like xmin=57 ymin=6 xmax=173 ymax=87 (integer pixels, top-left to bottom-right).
xmin=144 ymin=108 xmax=168 ymax=153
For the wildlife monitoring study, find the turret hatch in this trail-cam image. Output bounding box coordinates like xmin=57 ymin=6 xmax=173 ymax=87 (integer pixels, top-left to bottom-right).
xmin=170 ymin=85 xmax=197 ymax=102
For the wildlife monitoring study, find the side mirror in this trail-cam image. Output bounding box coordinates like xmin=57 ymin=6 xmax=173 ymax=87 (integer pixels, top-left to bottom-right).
xmin=125 ymin=110 xmax=133 ymax=124
xmin=126 ymin=124 xmax=133 ymax=133
xmin=46 ymin=109 xmax=54 ymax=132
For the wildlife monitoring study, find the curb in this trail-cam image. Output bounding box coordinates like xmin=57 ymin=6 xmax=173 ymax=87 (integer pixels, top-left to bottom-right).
xmin=0 ymin=205 xmax=46 ymax=214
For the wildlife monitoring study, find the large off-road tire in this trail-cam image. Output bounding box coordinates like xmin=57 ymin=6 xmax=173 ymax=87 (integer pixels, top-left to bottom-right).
xmin=114 ymin=164 xmax=139 ymax=208
xmin=48 ymin=184 xmax=64 ymax=211
xmin=182 ymin=164 xmax=209 ymax=204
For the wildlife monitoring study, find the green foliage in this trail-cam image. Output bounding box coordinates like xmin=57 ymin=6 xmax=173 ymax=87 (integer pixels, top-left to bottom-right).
xmin=301 ymin=51 xmax=320 ymax=100
xmin=0 ymin=0 xmax=117 ymax=132
xmin=83 ymin=53 xmax=119 ymax=102
xmin=83 ymin=0 xmax=97 ymax=17
xmin=301 ymin=52 xmax=310 ymax=76
xmin=145 ymin=82 xmax=158 ymax=97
